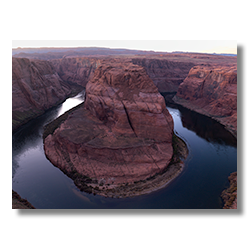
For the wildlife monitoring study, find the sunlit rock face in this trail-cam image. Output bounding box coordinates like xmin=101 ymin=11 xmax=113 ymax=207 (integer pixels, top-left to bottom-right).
xmin=44 ymin=61 xmax=174 ymax=186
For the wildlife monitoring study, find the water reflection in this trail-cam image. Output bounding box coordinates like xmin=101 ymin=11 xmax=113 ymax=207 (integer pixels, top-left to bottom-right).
xmin=12 ymin=91 xmax=237 ymax=209
xmin=179 ymin=106 xmax=237 ymax=147
xmin=163 ymin=98 xmax=237 ymax=147
xmin=12 ymin=91 xmax=85 ymax=179
xmin=57 ymin=91 xmax=85 ymax=117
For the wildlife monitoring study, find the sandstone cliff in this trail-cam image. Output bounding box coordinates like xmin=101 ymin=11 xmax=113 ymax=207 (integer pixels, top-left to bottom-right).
xmin=50 ymin=57 xmax=194 ymax=93
xmin=221 ymin=172 xmax=237 ymax=209
xmin=12 ymin=57 xmax=72 ymax=130
xmin=173 ymin=65 xmax=237 ymax=137
xmin=132 ymin=58 xmax=195 ymax=92
xmin=50 ymin=57 xmax=102 ymax=87
xmin=44 ymin=61 xmax=181 ymax=197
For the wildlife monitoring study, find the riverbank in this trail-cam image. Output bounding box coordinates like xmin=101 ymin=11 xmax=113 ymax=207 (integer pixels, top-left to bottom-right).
xmin=14 ymin=95 xmax=236 ymax=208
xmin=12 ymin=85 xmax=84 ymax=133
xmin=94 ymin=135 xmax=188 ymax=198
xmin=12 ymin=190 xmax=35 ymax=209
xmin=173 ymin=95 xmax=237 ymax=139
xmin=56 ymin=133 xmax=189 ymax=198
xmin=221 ymin=172 xmax=237 ymax=209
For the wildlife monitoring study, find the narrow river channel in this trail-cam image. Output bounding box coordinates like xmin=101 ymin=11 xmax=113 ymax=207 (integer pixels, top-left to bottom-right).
xmin=12 ymin=91 xmax=237 ymax=209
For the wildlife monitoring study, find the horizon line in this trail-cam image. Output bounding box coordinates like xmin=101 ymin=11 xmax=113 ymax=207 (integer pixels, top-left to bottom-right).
xmin=12 ymin=46 xmax=237 ymax=55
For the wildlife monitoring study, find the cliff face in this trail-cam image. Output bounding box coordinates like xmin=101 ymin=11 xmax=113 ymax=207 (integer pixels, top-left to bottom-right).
xmin=50 ymin=57 xmax=102 ymax=87
xmin=84 ymin=61 xmax=174 ymax=141
xmin=221 ymin=172 xmax=237 ymax=209
xmin=173 ymin=65 xmax=237 ymax=137
xmin=12 ymin=57 xmax=71 ymax=130
xmin=50 ymin=57 xmax=195 ymax=92
xmin=44 ymin=61 xmax=175 ymax=194
xmin=131 ymin=58 xmax=195 ymax=92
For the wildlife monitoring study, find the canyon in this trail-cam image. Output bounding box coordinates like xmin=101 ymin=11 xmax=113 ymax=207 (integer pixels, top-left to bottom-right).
xmin=12 ymin=48 xmax=237 ymax=206
xmin=50 ymin=57 xmax=101 ymax=87
xmin=43 ymin=61 xmax=188 ymax=197
xmin=50 ymin=54 xmax=237 ymax=138
xmin=11 ymin=54 xmax=196 ymax=131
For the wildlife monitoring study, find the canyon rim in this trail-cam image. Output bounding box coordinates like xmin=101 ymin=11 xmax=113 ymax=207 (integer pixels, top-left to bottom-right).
xmin=12 ymin=43 xmax=237 ymax=209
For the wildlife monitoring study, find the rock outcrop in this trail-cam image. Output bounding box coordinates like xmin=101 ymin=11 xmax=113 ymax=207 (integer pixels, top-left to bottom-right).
xmin=12 ymin=57 xmax=72 ymax=130
xmin=221 ymin=172 xmax=237 ymax=209
xmin=173 ymin=65 xmax=237 ymax=137
xmin=44 ymin=61 xmax=181 ymax=197
xmin=12 ymin=190 xmax=35 ymax=209
xmin=50 ymin=57 xmax=195 ymax=92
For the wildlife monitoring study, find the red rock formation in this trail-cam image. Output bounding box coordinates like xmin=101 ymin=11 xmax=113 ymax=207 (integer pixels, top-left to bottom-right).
xmin=173 ymin=65 xmax=237 ymax=137
xmin=49 ymin=53 xmax=237 ymax=95
xmin=51 ymin=56 xmax=194 ymax=92
xmin=44 ymin=61 xmax=174 ymax=190
xmin=50 ymin=57 xmax=102 ymax=87
xmin=132 ymin=58 xmax=195 ymax=92
xmin=221 ymin=172 xmax=237 ymax=209
xmin=12 ymin=57 xmax=71 ymax=130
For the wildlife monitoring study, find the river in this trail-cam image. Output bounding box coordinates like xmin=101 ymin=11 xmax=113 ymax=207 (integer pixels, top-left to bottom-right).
xmin=12 ymin=91 xmax=237 ymax=209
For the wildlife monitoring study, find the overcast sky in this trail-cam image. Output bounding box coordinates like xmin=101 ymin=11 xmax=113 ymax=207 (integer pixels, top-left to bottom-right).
xmin=12 ymin=40 xmax=237 ymax=54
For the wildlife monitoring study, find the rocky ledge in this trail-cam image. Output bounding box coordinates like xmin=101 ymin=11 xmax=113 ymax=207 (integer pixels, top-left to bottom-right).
xmin=173 ymin=65 xmax=237 ymax=137
xmin=221 ymin=172 xmax=237 ymax=209
xmin=43 ymin=61 xmax=188 ymax=197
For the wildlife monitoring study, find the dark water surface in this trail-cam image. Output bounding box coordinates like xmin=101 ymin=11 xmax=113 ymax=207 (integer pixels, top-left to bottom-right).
xmin=12 ymin=92 xmax=237 ymax=209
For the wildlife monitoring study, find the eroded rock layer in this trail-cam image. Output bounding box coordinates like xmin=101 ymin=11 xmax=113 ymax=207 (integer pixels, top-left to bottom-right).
xmin=12 ymin=57 xmax=71 ymax=130
xmin=132 ymin=58 xmax=195 ymax=92
xmin=173 ymin=65 xmax=237 ymax=137
xmin=50 ymin=57 xmax=102 ymax=87
xmin=44 ymin=61 xmax=174 ymax=190
xmin=221 ymin=172 xmax=237 ymax=209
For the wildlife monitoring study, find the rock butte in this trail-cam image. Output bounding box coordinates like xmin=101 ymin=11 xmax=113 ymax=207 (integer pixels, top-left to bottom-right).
xmin=44 ymin=61 xmax=177 ymax=194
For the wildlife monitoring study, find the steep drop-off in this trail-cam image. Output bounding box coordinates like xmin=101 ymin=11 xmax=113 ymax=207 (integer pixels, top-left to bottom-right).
xmin=44 ymin=61 xmax=187 ymax=197
xmin=132 ymin=58 xmax=195 ymax=92
xmin=221 ymin=172 xmax=237 ymax=209
xmin=173 ymin=65 xmax=237 ymax=137
xmin=50 ymin=57 xmax=102 ymax=87
xmin=12 ymin=57 xmax=72 ymax=130
xmin=50 ymin=56 xmax=195 ymax=92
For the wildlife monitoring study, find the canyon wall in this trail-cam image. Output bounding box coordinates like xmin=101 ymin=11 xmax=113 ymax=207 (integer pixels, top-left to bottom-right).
xmin=44 ymin=61 xmax=175 ymax=194
xmin=221 ymin=172 xmax=237 ymax=209
xmin=173 ymin=65 xmax=237 ymax=137
xmin=50 ymin=57 xmax=102 ymax=87
xmin=13 ymin=54 xmax=237 ymax=138
xmin=12 ymin=57 xmax=72 ymax=130
xmin=131 ymin=58 xmax=195 ymax=92
xmin=50 ymin=56 xmax=196 ymax=92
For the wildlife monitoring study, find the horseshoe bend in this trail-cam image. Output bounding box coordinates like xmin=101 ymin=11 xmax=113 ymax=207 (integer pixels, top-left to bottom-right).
xmin=43 ymin=61 xmax=188 ymax=198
